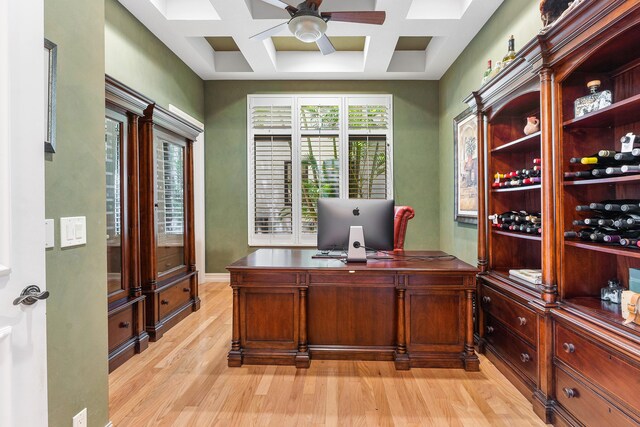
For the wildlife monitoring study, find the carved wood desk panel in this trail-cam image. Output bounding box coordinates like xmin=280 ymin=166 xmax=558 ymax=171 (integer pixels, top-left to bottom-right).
xmin=227 ymin=249 xmax=479 ymax=371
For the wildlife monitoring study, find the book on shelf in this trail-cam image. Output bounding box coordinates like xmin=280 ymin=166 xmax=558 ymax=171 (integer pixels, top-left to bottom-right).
xmin=508 ymin=269 xmax=542 ymax=285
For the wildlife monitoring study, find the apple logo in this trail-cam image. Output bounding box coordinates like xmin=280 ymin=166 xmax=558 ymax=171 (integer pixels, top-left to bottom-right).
xmin=352 ymin=207 xmax=360 ymax=216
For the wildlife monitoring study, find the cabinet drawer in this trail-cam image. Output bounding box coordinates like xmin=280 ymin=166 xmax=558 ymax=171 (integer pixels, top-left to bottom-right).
xmin=108 ymin=306 xmax=135 ymax=352
xmin=555 ymin=323 xmax=640 ymax=412
xmin=486 ymin=315 xmax=537 ymax=383
xmin=159 ymin=281 xmax=192 ymax=319
xmin=555 ymin=366 xmax=638 ymax=427
xmin=481 ymin=285 xmax=536 ymax=345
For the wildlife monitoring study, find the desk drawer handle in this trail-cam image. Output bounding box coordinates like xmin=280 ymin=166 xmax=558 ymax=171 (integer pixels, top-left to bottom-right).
xmin=520 ymin=353 xmax=530 ymax=363
xmin=563 ymin=387 xmax=577 ymax=399
xmin=517 ymin=316 xmax=527 ymax=326
xmin=183 ymin=287 xmax=190 ymax=292
xmin=161 ymin=299 xmax=169 ymax=305
xmin=562 ymin=342 xmax=575 ymax=353
xmin=482 ymin=296 xmax=491 ymax=304
xmin=486 ymin=326 xmax=494 ymax=335
xmin=119 ymin=321 xmax=130 ymax=329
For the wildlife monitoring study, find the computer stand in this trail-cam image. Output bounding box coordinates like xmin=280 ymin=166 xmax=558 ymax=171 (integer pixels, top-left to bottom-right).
xmin=346 ymin=226 xmax=367 ymax=263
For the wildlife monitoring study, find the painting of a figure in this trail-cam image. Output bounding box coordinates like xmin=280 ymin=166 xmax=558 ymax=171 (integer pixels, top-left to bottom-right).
xmin=454 ymin=109 xmax=478 ymax=224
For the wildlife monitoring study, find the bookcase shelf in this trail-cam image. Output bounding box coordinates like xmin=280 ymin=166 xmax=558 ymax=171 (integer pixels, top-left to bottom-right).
xmin=491 ymin=131 xmax=541 ymax=154
xmin=492 ymin=184 xmax=541 ymax=193
xmin=563 ymin=174 xmax=640 ymax=186
xmin=493 ymin=230 xmax=542 ymax=241
xmin=564 ymin=240 xmax=640 ymax=259
xmin=562 ymin=93 xmax=640 ymax=129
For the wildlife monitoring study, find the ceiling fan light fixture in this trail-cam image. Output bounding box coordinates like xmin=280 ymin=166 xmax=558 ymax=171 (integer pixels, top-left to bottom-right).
xmin=288 ymin=14 xmax=327 ymax=43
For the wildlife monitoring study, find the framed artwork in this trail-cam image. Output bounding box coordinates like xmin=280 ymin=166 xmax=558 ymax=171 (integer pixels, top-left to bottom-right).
xmin=453 ymin=108 xmax=478 ymax=224
xmin=44 ymin=38 xmax=57 ymax=153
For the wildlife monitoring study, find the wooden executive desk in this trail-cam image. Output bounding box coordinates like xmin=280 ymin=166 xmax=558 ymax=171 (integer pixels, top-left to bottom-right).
xmin=227 ymin=249 xmax=479 ymax=371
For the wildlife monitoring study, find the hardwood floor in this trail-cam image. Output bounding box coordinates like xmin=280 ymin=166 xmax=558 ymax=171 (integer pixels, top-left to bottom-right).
xmin=109 ymin=282 xmax=547 ymax=426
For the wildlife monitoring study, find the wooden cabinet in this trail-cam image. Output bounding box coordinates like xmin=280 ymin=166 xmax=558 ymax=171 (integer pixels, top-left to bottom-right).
xmin=105 ymin=77 xmax=150 ymax=372
xmin=470 ymin=1 xmax=640 ymax=425
xmin=139 ymin=103 xmax=201 ymax=341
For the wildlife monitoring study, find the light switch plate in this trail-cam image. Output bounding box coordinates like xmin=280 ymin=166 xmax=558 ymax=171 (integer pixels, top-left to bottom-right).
xmin=44 ymin=219 xmax=54 ymax=248
xmin=60 ymin=216 xmax=87 ymax=248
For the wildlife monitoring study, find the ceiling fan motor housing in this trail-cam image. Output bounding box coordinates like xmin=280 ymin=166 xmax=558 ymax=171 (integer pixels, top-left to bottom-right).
xmin=288 ymin=12 xmax=327 ymax=43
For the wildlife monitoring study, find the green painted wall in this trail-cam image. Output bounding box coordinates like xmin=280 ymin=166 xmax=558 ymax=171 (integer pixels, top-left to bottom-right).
xmin=204 ymin=81 xmax=439 ymax=272
xmin=105 ymin=0 xmax=204 ymax=122
xmin=438 ymin=0 xmax=541 ymax=265
xmin=44 ymin=0 xmax=108 ymax=426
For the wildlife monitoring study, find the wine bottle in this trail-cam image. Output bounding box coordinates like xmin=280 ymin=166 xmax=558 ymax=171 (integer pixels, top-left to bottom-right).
xmin=602 ymin=229 xmax=640 ymax=243
xmin=564 ymin=228 xmax=594 ymax=241
xmin=522 ymin=177 xmax=541 ymax=185
xmin=614 ymin=152 xmax=636 ymax=162
xmin=502 ymin=35 xmax=516 ymax=66
xmin=621 ymin=203 xmax=640 ymax=213
xmin=620 ymin=165 xmax=640 ymax=174
xmin=589 ymin=227 xmax=619 ymax=242
xmin=613 ymin=213 xmax=640 ymax=229
xmin=481 ymin=60 xmax=492 ymax=85
xmin=620 ymin=238 xmax=639 ymax=247
xmin=569 ymin=154 xmax=620 ymax=166
xmin=533 ymin=158 xmax=541 ymax=165
xmin=564 ymin=171 xmax=593 ymax=179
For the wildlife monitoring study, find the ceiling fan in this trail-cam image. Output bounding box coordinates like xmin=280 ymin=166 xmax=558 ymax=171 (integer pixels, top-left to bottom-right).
xmin=250 ymin=0 xmax=386 ymax=55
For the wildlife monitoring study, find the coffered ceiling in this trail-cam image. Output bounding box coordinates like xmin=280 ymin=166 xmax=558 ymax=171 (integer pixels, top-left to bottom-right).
xmin=117 ymin=0 xmax=504 ymax=80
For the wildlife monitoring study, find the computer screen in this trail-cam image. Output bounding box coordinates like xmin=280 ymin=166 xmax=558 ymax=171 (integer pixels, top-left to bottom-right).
xmin=317 ymin=198 xmax=394 ymax=251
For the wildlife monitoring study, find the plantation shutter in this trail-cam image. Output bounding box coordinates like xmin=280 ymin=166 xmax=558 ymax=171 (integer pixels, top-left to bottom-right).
xmin=299 ymin=99 xmax=341 ymax=237
xmin=254 ymin=135 xmax=293 ymax=235
xmin=347 ymin=97 xmax=392 ymax=200
xmin=249 ymin=97 xmax=294 ymax=245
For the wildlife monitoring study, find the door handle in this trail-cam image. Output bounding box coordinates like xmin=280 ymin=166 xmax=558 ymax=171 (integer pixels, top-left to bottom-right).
xmin=13 ymin=285 xmax=50 ymax=306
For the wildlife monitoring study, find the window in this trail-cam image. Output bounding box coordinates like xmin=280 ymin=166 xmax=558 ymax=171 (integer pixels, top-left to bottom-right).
xmin=248 ymin=95 xmax=393 ymax=246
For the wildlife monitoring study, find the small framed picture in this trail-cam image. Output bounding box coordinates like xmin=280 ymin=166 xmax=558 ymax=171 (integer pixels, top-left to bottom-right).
xmin=44 ymin=38 xmax=57 ymax=153
xmin=453 ymin=108 xmax=478 ymax=224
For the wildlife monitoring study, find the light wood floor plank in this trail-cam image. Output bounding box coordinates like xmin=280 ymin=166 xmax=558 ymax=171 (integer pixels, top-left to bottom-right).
xmin=109 ymin=282 xmax=548 ymax=427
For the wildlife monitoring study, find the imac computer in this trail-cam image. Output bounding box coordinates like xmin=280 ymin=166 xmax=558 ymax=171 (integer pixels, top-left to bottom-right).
xmin=316 ymin=198 xmax=394 ymax=262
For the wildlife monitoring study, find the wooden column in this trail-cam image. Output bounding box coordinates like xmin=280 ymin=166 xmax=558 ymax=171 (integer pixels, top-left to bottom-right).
xmin=128 ymin=113 xmax=142 ymax=297
xmin=394 ymin=275 xmax=409 ymax=370
xmin=464 ymin=287 xmax=480 ymax=371
xmin=296 ymin=284 xmax=310 ymax=368
xmin=228 ymin=282 xmax=242 ymax=367
xmin=540 ymin=67 xmax=557 ymax=304
xmin=474 ymin=96 xmax=488 ymax=272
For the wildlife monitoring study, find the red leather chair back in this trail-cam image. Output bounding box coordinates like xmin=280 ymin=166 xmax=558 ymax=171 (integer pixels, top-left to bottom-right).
xmin=393 ymin=206 xmax=415 ymax=250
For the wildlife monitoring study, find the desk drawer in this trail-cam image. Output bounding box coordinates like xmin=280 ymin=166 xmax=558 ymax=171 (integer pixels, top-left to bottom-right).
xmin=309 ymin=272 xmax=394 ymax=286
xmin=481 ymin=285 xmax=536 ymax=345
xmin=159 ymin=280 xmax=192 ymax=320
xmin=555 ymin=322 xmax=640 ymax=412
xmin=486 ymin=315 xmax=537 ymax=383
xmin=108 ymin=306 xmax=135 ymax=352
xmin=555 ymin=366 xmax=638 ymax=427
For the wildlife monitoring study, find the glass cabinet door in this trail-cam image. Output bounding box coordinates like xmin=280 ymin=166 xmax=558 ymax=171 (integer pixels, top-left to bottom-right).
xmin=154 ymin=128 xmax=186 ymax=275
xmin=105 ymin=111 xmax=126 ymax=296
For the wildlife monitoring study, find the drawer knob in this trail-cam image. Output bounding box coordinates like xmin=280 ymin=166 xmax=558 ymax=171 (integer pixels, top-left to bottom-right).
xmin=562 ymin=342 xmax=575 ymax=353
xmin=119 ymin=321 xmax=130 ymax=329
xmin=183 ymin=287 xmax=190 ymax=292
xmin=520 ymin=353 xmax=530 ymax=363
xmin=486 ymin=326 xmax=494 ymax=334
xmin=482 ymin=296 xmax=491 ymax=304
xmin=563 ymin=387 xmax=577 ymax=399
xmin=161 ymin=299 xmax=169 ymax=305
xmin=517 ymin=316 xmax=527 ymax=326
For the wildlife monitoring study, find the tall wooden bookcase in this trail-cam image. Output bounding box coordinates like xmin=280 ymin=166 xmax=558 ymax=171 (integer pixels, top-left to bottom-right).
xmin=470 ymin=1 xmax=640 ymax=425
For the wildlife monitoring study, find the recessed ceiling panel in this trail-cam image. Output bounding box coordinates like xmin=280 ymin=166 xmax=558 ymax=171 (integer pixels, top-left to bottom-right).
xmin=395 ymin=36 xmax=432 ymax=51
xmin=206 ymin=37 xmax=240 ymax=52
xmin=154 ymin=0 xmax=220 ymax=20
xmin=273 ymin=36 xmax=366 ymax=52
xmin=407 ymin=0 xmax=471 ymax=19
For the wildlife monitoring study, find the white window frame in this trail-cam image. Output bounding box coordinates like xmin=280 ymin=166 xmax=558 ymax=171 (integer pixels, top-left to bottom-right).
xmin=248 ymin=94 xmax=393 ymax=247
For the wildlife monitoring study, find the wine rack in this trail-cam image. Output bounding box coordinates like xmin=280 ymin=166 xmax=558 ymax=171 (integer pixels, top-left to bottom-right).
xmin=468 ymin=2 xmax=640 ymax=425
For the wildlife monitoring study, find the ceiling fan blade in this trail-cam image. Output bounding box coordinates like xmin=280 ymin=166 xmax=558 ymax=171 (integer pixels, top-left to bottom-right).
xmin=316 ymin=34 xmax=336 ymax=55
xmin=321 ymin=11 xmax=386 ymax=25
xmin=250 ymin=22 xmax=288 ymax=41
xmin=257 ymin=0 xmax=298 ymax=14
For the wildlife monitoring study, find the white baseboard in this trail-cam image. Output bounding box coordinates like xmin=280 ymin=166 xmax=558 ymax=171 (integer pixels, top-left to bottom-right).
xmin=204 ymin=273 xmax=230 ymax=283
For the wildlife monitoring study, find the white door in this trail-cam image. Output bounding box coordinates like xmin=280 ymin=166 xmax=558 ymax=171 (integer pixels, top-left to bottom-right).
xmin=0 ymin=0 xmax=48 ymax=426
